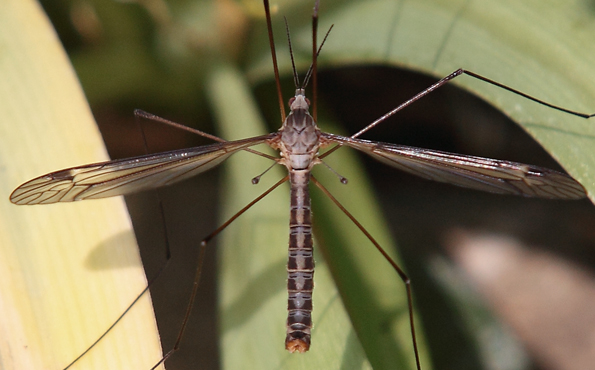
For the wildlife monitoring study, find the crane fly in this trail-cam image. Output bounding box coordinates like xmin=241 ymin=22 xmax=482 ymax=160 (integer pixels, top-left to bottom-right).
xmin=9 ymin=0 xmax=592 ymax=369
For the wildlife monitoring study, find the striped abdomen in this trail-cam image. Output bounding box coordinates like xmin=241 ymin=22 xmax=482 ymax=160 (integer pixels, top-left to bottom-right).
xmin=285 ymin=170 xmax=314 ymax=353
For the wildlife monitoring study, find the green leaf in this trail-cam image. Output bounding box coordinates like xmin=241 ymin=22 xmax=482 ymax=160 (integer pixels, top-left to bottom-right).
xmin=0 ymin=1 xmax=163 ymax=370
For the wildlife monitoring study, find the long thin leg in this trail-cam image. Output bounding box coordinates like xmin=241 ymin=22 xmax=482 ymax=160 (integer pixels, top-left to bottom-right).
xmin=319 ymin=68 xmax=595 ymax=159
xmin=63 ymin=262 xmax=170 ymax=369
xmin=352 ymin=68 xmax=595 ymax=139
xmin=64 ymin=176 xmax=175 ymax=369
xmin=135 ymin=109 xmax=226 ymax=143
xmin=150 ymin=175 xmax=289 ymax=370
xmin=134 ymin=109 xmax=278 ymax=161
xmin=311 ymin=0 xmax=320 ymax=122
xmin=302 ymin=24 xmax=333 ymax=90
xmin=63 ymin=113 xmax=191 ymax=369
xmin=310 ymin=175 xmax=422 ymax=370
xmin=133 ymin=110 xmax=174 ymax=262
xmin=263 ymin=0 xmax=286 ymax=122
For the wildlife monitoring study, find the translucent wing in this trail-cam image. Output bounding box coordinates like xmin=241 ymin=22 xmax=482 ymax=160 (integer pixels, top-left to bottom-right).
xmin=322 ymin=133 xmax=586 ymax=200
xmin=11 ymin=134 xmax=274 ymax=205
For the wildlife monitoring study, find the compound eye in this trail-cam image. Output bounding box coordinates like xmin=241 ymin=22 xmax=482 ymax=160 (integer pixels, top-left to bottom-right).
xmin=305 ymin=98 xmax=310 ymax=105
xmin=289 ymin=97 xmax=295 ymax=105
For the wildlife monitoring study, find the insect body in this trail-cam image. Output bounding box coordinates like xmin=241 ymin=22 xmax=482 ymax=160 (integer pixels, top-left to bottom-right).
xmin=270 ymin=89 xmax=320 ymax=352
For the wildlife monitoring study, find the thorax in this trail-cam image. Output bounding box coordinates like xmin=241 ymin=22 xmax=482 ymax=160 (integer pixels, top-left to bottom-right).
xmin=272 ymin=92 xmax=321 ymax=171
